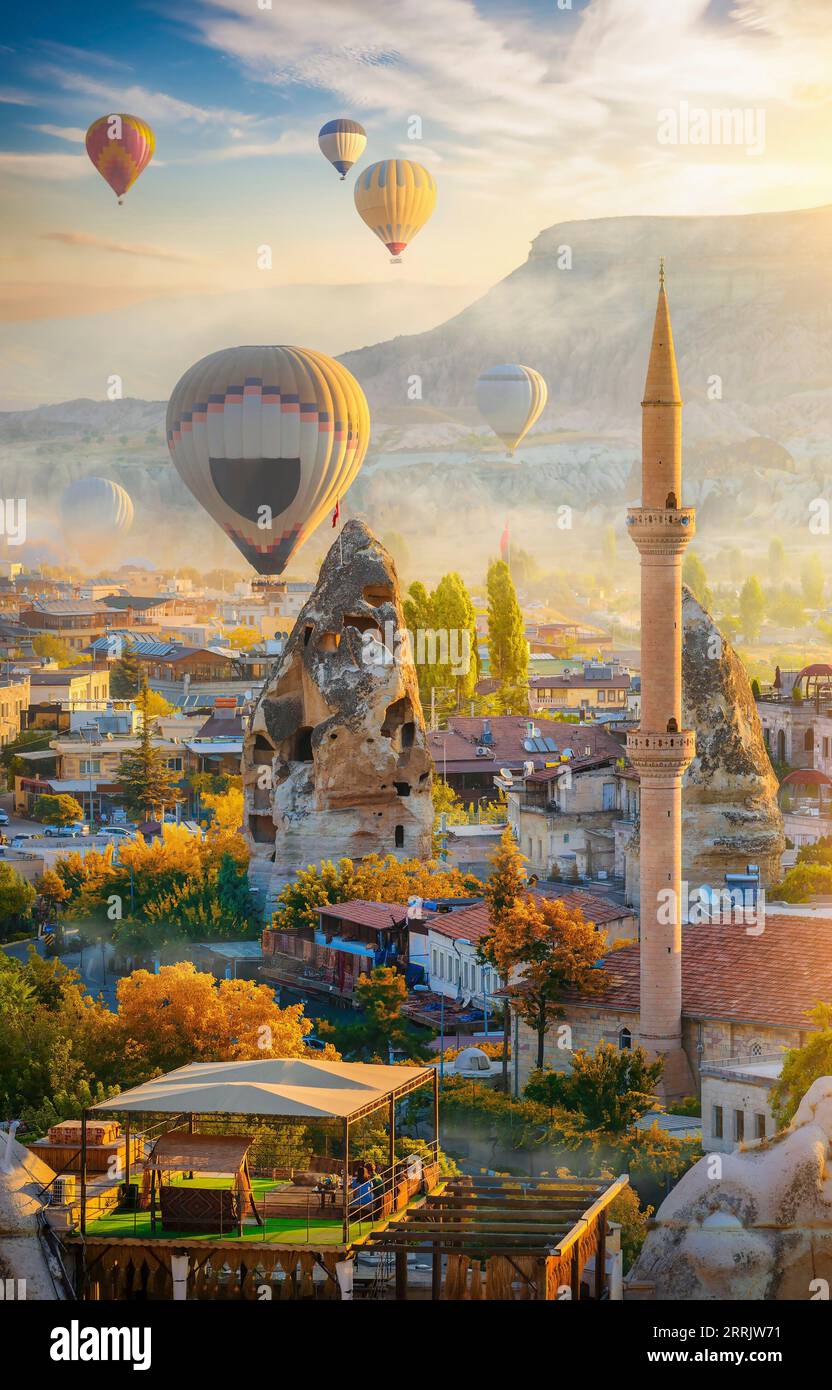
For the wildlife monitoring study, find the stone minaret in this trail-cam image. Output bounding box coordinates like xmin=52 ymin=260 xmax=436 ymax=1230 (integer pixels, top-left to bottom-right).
xmin=626 ymin=262 xmax=696 ymax=1100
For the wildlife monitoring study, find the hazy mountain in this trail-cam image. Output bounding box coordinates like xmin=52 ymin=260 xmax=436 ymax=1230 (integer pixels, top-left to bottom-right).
xmin=2 ymin=206 xmax=830 ymax=579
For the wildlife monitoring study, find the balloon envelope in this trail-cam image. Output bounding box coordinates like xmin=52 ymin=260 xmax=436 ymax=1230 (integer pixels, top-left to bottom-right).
xmin=475 ymin=364 xmax=548 ymax=453
xmin=86 ymin=114 xmax=154 ymax=201
xmin=60 ymin=476 xmax=134 ymax=567
xmin=318 ymin=119 xmax=367 ymax=179
xmin=354 ymin=159 xmax=436 ymax=259
xmin=166 ymin=345 xmax=370 ymax=576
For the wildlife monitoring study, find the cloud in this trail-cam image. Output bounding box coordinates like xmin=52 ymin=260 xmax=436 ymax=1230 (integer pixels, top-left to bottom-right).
xmin=0 ymin=89 xmax=36 ymax=106
xmin=39 ymin=231 xmax=207 ymax=265
xmin=28 ymin=124 xmax=86 ymax=144
xmin=0 ymin=151 xmax=88 ymax=179
xmin=31 ymin=61 xmax=255 ymax=129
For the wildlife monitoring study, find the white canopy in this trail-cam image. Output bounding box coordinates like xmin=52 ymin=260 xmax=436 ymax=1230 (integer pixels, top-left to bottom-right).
xmin=91 ymin=1057 xmax=434 ymax=1121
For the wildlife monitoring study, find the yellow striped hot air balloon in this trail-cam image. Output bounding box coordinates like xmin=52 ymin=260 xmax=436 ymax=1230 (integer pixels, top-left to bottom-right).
xmin=85 ymin=114 xmax=155 ymax=204
xmin=59 ymin=476 xmax=134 ymax=567
xmin=354 ymin=159 xmax=436 ymax=263
xmin=166 ymin=346 xmax=370 ymax=576
xmin=475 ymin=364 xmax=548 ymax=454
xmin=318 ymin=118 xmax=367 ymax=179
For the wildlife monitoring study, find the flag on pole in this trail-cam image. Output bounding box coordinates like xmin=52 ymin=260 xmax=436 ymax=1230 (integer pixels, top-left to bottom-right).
xmin=499 ymin=518 xmax=510 ymax=563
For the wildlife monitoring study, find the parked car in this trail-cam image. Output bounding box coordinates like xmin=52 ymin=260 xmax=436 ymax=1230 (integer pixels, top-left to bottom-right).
xmin=100 ymin=825 xmax=135 ymax=839
xmin=10 ymin=834 xmax=34 ymax=848
xmin=0 ymin=810 xmax=9 ymax=826
xmin=43 ymin=822 xmax=89 ymax=838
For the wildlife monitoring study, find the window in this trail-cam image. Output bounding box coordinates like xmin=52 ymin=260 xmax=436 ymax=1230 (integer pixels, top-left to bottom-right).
xmin=80 ymin=758 xmax=101 ymax=774
xmin=755 ymin=1113 xmax=766 ymax=1139
xmin=394 ymin=824 xmax=404 ymax=848
xmin=165 ymin=757 xmax=183 ymax=772
xmin=618 ymin=1027 xmax=632 ymax=1050
xmin=734 ymin=1110 xmax=744 ymax=1143
xmin=563 ymin=833 xmax=569 ymax=844
xmin=602 ymin=783 xmax=616 ymax=811
xmin=712 ymin=1105 xmax=723 ymax=1139
xmin=825 ymin=738 xmax=830 ymax=759
xmin=438 ymin=954 xmax=444 ymax=980
xmin=432 ymin=949 xmax=437 ymax=975
xmin=597 ymin=690 xmax=606 ymax=703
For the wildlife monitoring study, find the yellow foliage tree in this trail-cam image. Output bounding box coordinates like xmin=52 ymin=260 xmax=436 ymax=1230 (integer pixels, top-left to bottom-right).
xmin=272 ymin=853 xmax=480 ymax=932
xmin=113 ymin=961 xmax=329 ymax=1085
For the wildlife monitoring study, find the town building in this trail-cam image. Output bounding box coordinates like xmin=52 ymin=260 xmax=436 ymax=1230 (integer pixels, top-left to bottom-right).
xmin=0 ymin=674 xmax=29 ymax=746
xmin=756 ymin=663 xmax=832 ymax=774
xmin=513 ymin=910 xmax=830 ymax=1151
xmin=20 ymin=599 xmax=122 ymax=653
xmin=28 ymin=665 xmax=111 ymax=708
xmin=261 ymin=899 xmax=411 ymax=1004
xmin=528 ymin=662 xmax=632 ymax=717
xmin=85 ymin=633 xmax=261 ymax=710
xmin=427 ymin=715 xmax=623 ymax=806
xmin=507 ymin=752 xmax=635 ymax=882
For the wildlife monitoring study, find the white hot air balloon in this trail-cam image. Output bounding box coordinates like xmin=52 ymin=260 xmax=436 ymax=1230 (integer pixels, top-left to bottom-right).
xmin=475 ymin=364 xmax=548 ymax=454
xmin=166 ymin=345 xmax=370 ymax=576
xmin=59 ymin=476 xmax=134 ymax=568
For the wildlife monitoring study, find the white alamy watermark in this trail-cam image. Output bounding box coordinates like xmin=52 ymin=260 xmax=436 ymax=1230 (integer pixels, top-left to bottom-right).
xmin=657 ymin=882 xmax=765 ymax=935
xmin=362 ymin=622 xmax=472 ymax=678
xmin=0 ymin=498 xmax=26 ymax=546
xmin=657 ymin=101 xmax=766 ymax=157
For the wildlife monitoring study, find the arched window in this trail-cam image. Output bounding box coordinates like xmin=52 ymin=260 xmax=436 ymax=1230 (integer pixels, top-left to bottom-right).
xmin=666 ymin=717 xmax=678 ymax=733
xmin=777 ymin=729 xmax=786 ymax=763
xmin=619 ymin=1027 xmax=632 ymax=1051
xmin=804 ymin=727 xmax=814 ymax=752
xmin=394 ymin=824 xmax=404 ymax=848
xmin=665 ymin=491 xmax=677 ymax=509
xmin=750 ymin=1041 xmax=763 ymax=1058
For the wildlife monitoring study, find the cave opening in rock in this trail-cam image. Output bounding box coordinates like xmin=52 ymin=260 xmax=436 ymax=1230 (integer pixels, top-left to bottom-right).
xmin=382 ymin=697 xmax=415 ymax=748
xmin=290 ymin=727 xmax=314 ymax=761
xmin=394 ymin=781 xmax=411 ymax=796
xmin=249 ymin=815 xmax=275 ymax=844
xmin=363 ymin=583 xmax=395 ymax=607
xmin=395 ymin=824 xmax=404 ymax=848
xmin=318 ymin=631 xmax=341 ymax=653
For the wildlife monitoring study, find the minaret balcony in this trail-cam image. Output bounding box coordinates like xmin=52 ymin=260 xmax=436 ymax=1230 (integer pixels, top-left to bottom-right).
xmin=626 ymin=505 xmax=696 ymax=555
xmin=626 ymin=728 xmax=696 ymax=779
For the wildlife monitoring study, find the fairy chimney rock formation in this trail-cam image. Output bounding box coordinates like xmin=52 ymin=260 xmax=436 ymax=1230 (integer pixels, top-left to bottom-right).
xmin=628 ymin=1076 xmax=832 ymax=1300
xmin=626 ymin=587 xmax=784 ymax=903
xmin=244 ymin=520 xmax=433 ymax=877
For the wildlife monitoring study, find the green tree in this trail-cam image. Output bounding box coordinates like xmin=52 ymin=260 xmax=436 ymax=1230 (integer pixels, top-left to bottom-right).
xmin=801 ymin=553 xmax=825 ymax=608
xmin=33 ymin=793 xmax=84 ymax=826
xmin=769 ymin=1003 xmax=832 ymax=1127
xmin=115 ymin=680 xmax=184 ymax=821
xmin=682 ymin=551 xmax=712 ymax=610
xmin=0 ymin=862 xmax=36 ymax=940
xmin=403 ymin=573 xmax=479 ymax=716
xmin=525 ymin=1043 xmax=663 ymax=1132
xmin=738 ymin=575 xmax=765 ymax=641
xmin=323 ymin=966 xmax=434 ymax=1061
xmin=109 ymin=650 xmax=142 ymax=698
xmin=768 ymin=536 xmax=786 ymax=586
xmin=486 ymin=559 xmax=528 ymax=711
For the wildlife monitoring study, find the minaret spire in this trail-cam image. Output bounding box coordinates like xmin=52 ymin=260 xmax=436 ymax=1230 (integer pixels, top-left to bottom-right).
xmin=625 ymin=264 xmax=696 ymax=1101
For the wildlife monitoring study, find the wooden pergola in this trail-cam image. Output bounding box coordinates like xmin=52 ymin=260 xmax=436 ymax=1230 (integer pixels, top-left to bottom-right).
xmin=364 ymin=1172 xmax=629 ymax=1301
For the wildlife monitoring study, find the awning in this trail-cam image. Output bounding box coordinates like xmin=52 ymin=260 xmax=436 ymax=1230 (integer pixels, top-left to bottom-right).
xmin=91 ymin=1057 xmax=435 ymax=1121
xmin=146 ymin=1132 xmax=253 ymax=1174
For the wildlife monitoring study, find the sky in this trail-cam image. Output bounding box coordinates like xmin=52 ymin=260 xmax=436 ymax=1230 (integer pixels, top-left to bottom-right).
xmin=1 ymin=0 xmax=831 ymax=406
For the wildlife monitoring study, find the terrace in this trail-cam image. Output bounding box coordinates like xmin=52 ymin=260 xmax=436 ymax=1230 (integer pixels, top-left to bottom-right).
xmin=58 ymin=1057 xmax=440 ymax=1299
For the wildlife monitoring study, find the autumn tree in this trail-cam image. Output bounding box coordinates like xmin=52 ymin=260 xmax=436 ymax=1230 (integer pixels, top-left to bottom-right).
xmin=504 ymin=896 xmax=607 ymax=1069
xmin=486 ymin=559 xmax=528 ymax=713
xmin=112 ymin=961 xmax=316 ymax=1086
xmin=323 ymin=966 xmax=433 ymax=1062
xmin=272 ymin=854 xmax=480 ymax=934
xmin=115 ymin=679 xmax=184 ymax=821
xmin=0 ymin=862 xmax=36 ymax=941
xmin=479 ymin=828 xmax=528 ymax=1087
xmin=33 ymin=793 xmax=84 ymax=826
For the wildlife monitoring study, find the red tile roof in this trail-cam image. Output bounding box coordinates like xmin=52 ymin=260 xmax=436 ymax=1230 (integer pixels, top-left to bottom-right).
xmin=318 ymin=900 xmax=409 ymax=931
xmin=570 ymin=914 xmax=832 ymax=1029
xmin=427 ymin=717 xmax=623 ymax=772
xmin=427 ymin=888 xmax=633 ymax=944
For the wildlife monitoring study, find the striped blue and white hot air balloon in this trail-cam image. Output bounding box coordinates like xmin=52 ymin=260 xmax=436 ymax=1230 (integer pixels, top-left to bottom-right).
xmin=166 ymin=345 xmax=370 ymax=576
xmin=318 ymin=119 xmax=367 ymax=180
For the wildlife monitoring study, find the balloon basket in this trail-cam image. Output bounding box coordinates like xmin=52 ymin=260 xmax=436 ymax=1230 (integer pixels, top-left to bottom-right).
xmin=390 ymin=256 xmax=402 ymax=265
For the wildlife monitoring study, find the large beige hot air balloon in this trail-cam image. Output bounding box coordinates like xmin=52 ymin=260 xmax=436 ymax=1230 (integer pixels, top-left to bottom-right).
xmin=475 ymin=364 xmax=548 ymax=454
xmin=59 ymin=476 xmax=134 ymax=568
xmin=166 ymin=346 xmax=370 ymax=575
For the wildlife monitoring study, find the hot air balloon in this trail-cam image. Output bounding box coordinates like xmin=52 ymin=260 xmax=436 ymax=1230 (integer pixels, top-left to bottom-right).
xmin=475 ymin=365 xmax=548 ymax=454
xmin=354 ymin=159 xmax=436 ymax=262
xmin=318 ymin=119 xmax=367 ymax=179
xmin=166 ymin=346 xmax=370 ymax=576
xmin=59 ymin=477 xmax=134 ymax=568
xmin=85 ymin=114 xmax=154 ymax=204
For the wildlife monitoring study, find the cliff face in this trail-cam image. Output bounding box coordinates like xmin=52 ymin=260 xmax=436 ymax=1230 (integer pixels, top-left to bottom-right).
xmin=629 ymin=1077 xmax=832 ymax=1301
xmin=626 ymin=588 xmax=784 ymax=901
xmin=243 ymin=520 xmax=433 ymax=881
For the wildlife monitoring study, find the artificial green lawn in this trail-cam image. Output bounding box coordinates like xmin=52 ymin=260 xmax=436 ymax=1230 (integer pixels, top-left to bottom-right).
xmin=84 ymin=1173 xmax=380 ymax=1245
